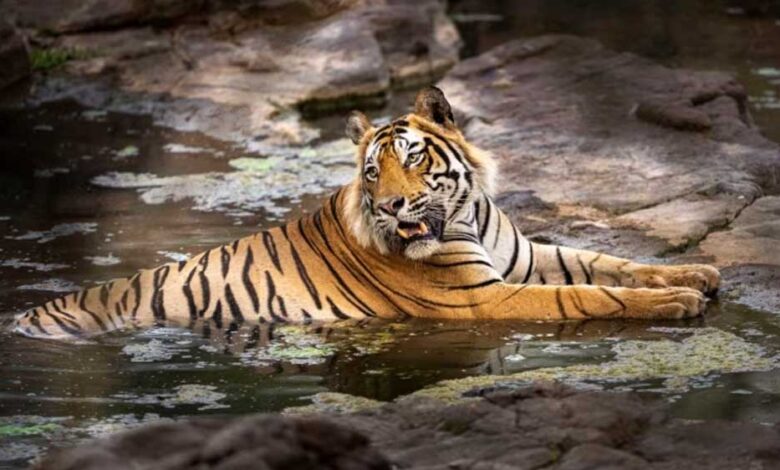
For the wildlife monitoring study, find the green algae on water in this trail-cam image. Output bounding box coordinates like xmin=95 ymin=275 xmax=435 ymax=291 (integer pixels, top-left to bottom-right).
xmin=411 ymin=328 xmax=778 ymax=402
xmin=285 ymin=392 xmax=384 ymax=415
xmin=0 ymin=423 xmax=61 ymax=437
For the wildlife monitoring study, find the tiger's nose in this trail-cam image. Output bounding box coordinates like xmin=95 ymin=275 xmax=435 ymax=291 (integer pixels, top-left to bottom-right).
xmin=378 ymin=197 xmax=405 ymax=216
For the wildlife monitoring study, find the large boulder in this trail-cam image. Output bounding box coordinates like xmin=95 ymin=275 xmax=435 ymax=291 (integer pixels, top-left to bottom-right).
xmin=34 ymin=383 xmax=780 ymax=469
xmin=0 ymin=22 xmax=30 ymax=90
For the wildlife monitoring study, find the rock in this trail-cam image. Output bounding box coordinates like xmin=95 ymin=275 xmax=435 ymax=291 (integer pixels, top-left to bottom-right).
xmin=34 ymin=414 xmax=391 ymax=470
xmin=34 ymin=383 xmax=780 ymax=469
xmin=699 ymin=195 xmax=780 ymax=267
xmin=0 ymin=22 xmax=30 ymax=90
xmin=720 ymin=264 xmax=780 ymax=312
xmin=22 ymin=0 xmax=460 ymax=150
xmin=441 ymin=35 xmax=778 ymax=214
xmin=615 ymin=193 xmax=752 ymax=251
xmin=438 ymin=35 xmax=779 ymax=260
xmin=0 ymin=0 xmax=202 ymax=33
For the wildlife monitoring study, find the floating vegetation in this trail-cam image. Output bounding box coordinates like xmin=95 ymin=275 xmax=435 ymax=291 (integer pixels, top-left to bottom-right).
xmin=0 ymin=258 xmax=69 ymax=272
xmin=157 ymin=250 xmax=190 ymax=262
xmin=10 ymin=223 xmax=97 ymax=244
xmin=0 ymin=423 xmax=61 ymax=437
xmin=17 ymin=278 xmax=79 ymax=293
xmin=91 ymin=139 xmax=354 ymax=217
xmin=411 ymin=328 xmax=778 ymax=402
xmin=163 ymin=144 xmax=212 ymax=155
xmin=113 ymin=145 xmax=139 ymax=160
xmin=122 ymin=339 xmax=175 ymax=363
xmin=84 ymin=254 xmax=121 ymax=266
xmin=241 ymin=325 xmax=336 ymax=366
xmin=140 ymin=384 xmax=228 ymax=411
xmin=286 ymin=392 xmax=383 ymax=415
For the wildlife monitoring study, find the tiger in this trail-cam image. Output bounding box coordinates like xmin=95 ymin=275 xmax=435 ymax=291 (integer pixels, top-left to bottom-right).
xmin=13 ymin=87 xmax=720 ymax=339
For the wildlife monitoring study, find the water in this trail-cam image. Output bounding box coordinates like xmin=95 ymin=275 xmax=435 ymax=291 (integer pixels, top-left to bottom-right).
xmin=2 ymin=2 xmax=780 ymax=467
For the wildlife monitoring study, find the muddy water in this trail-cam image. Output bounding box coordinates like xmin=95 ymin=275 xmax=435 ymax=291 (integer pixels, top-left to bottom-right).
xmin=2 ymin=3 xmax=780 ymax=467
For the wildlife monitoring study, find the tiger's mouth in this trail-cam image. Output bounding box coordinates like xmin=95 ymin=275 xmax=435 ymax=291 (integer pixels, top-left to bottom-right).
xmin=395 ymin=217 xmax=443 ymax=244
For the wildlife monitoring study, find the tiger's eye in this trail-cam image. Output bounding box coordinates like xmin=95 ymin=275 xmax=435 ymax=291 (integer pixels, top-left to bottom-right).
xmin=365 ymin=166 xmax=378 ymax=180
xmin=407 ymin=152 xmax=424 ymax=166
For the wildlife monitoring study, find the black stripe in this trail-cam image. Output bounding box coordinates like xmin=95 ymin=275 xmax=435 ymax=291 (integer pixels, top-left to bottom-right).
xmin=99 ymin=284 xmax=110 ymax=308
xmin=426 ymin=259 xmax=494 ymax=268
xmin=302 ymin=213 xmax=378 ymax=316
xmin=493 ymin=210 xmax=502 ymax=249
xmin=49 ymin=301 xmax=82 ymax=329
xmin=54 ymin=297 xmax=77 ymax=320
xmin=501 ymin=228 xmax=520 ymax=279
xmin=555 ymin=288 xmax=568 ymax=319
xmin=242 ymin=245 xmax=260 ymax=313
xmin=223 ymin=284 xmax=244 ymax=322
xmin=182 ymin=264 xmax=199 ymax=320
xmin=264 ymin=270 xmax=286 ymax=322
xmin=120 ymin=289 xmax=129 ymax=315
xmin=151 ymin=265 xmax=170 ymax=321
xmin=599 ymin=287 xmax=627 ymax=312
xmin=28 ymin=312 xmax=50 ymax=336
xmin=301 ymin=309 xmax=313 ymax=324
xmin=522 ymin=241 xmax=535 ymax=284
xmin=262 ymin=231 xmax=283 ymax=274
xmin=220 ymin=246 xmax=230 ymax=278
xmin=327 ymin=297 xmax=351 ymax=320
xmin=212 ymin=300 xmax=223 ymax=329
xmin=129 ymin=274 xmax=142 ymax=320
xmin=289 ymin=238 xmax=322 ymax=310
xmin=556 ymin=247 xmax=574 ymax=285
xmin=446 ymin=278 xmax=502 ymax=290
xmin=198 ymin=252 xmax=212 ymax=317
xmin=577 ymin=255 xmax=592 ymax=285
xmin=42 ymin=304 xmax=82 ymax=336
xmin=78 ymin=290 xmax=108 ymax=331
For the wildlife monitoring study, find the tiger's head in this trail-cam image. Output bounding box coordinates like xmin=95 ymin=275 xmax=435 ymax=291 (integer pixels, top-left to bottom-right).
xmin=344 ymin=87 xmax=496 ymax=260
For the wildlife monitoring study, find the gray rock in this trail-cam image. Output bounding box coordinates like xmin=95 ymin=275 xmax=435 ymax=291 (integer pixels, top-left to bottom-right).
xmin=699 ymin=195 xmax=780 ymax=267
xmin=0 ymin=22 xmax=30 ymax=90
xmin=22 ymin=0 xmax=460 ymax=150
xmin=0 ymin=0 xmax=202 ymax=33
xmin=440 ymin=35 xmax=778 ymax=215
xmin=34 ymin=383 xmax=780 ymax=469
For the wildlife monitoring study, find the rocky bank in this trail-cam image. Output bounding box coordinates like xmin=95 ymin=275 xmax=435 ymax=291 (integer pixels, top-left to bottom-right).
xmin=35 ymin=383 xmax=780 ymax=470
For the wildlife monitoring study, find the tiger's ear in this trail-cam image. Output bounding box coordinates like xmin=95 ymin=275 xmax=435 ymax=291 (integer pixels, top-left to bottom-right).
xmin=346 ymin=111 xmax=372 ymax=144
xmin=414 ymin=86 xmax=456 ymax=130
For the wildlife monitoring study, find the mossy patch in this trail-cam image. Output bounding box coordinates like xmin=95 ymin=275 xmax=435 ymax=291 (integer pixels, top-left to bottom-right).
xmin=285 ymin=392 xmax=383 ymax=415
xmin=411 ymin=328 xmax=778 ymax=402
xmin=30 ymin=48 xmax=91 ymax=71
xmin=0 ymin=423 xmax=61 ymax=437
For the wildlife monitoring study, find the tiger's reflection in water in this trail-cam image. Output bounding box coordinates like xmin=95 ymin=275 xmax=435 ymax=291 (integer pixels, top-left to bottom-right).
xmin=160 ymin=316 xmax=689 ymax=398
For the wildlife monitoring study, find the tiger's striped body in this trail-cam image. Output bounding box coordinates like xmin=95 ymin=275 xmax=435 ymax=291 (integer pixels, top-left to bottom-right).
xmin=14 ymin=88 xmax=720 ymax=339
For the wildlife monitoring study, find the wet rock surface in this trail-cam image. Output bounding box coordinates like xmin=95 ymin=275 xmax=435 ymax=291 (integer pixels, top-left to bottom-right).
xmin=0 ymin=22 xmax=30 ymax=90
xmin=440 ymin=35 xmax=780 ymax=301
xmin=5 ymin=0 xmax=459 ymax=148
xmin=35 ymin=383 xmax=780 ymax=470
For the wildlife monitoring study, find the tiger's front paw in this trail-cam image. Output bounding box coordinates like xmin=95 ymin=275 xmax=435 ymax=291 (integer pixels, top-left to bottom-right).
xmin=633 ymin=264 xmax=720 ymax=297
xmin=619 ymin=286 xmax=707 ymax=320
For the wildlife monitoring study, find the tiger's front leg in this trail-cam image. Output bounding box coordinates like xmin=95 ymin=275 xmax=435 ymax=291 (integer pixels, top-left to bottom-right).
xmin=467 ymin=283 xmax=706 ymax=321
xmin=528 ymin=243 xmax=720 ymax=296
